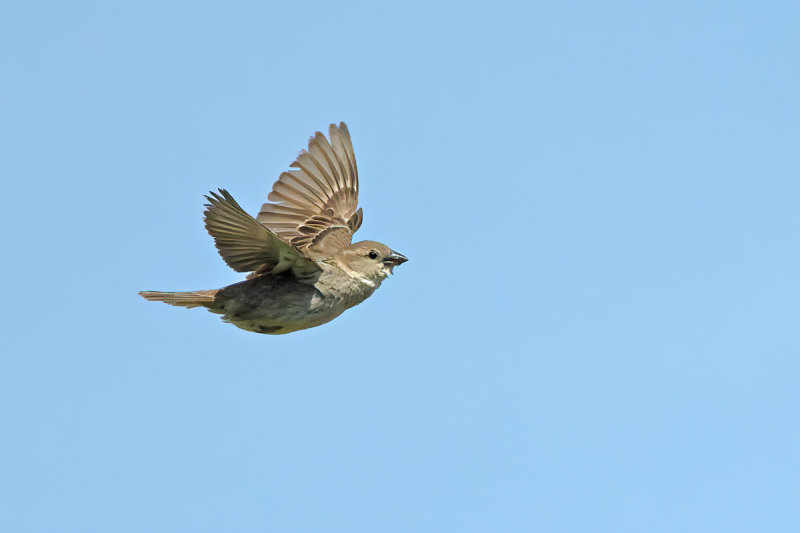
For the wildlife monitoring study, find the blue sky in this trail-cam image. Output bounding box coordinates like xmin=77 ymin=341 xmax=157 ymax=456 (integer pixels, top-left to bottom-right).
xmin=1 ymin=1 xmax=798 ymax=531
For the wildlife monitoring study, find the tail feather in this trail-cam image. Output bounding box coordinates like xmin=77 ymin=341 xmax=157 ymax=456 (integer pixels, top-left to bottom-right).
xmin=139 ymin=289 xmax=218 ymax=308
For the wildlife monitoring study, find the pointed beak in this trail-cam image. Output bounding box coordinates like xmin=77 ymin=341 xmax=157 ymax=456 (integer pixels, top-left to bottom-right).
xmin=383 ymin=251 xmax=408 ymax=268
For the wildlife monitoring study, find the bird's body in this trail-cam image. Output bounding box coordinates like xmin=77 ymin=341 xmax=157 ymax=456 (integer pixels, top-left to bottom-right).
xmin=194 ymin=250 xmax=381 ymax=335
xmin=139 ymin=123 xmax=406 ymax=334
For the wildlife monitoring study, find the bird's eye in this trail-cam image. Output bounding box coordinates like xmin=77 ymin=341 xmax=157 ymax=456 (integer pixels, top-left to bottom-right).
xmin=368 ymin=250 xmax=378 ymax=260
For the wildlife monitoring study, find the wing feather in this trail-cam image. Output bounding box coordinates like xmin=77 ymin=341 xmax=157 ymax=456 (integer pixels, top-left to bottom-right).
xmin=203 ymin=189 xmax=319 ymax=277
xmin=257 ymin=122 xmax=362 ymax=258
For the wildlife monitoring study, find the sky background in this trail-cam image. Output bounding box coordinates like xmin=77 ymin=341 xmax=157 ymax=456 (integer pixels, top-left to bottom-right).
xmin=1 ymin=1 xmax=799 ymax=532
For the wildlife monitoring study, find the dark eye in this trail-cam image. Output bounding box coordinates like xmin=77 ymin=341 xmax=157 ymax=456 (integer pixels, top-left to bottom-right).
xmin=368 ymin=250 xmax=378 ymax=260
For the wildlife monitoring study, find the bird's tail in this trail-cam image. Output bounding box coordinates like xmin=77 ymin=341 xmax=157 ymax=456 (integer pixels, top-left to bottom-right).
xmin=138 ymin=289 xmax=218 ymax=308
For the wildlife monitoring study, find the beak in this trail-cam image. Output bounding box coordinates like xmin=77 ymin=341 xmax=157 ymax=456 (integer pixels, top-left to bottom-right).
xmin=383 ymin=251 xmax=408 ymax=268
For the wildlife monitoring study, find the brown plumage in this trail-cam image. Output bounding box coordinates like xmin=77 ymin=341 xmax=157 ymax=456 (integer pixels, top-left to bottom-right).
xmin=139 ymin=290 xmax=219 ymax=308
xmin=139 ymin=122 xmax=407 ymax=335
xmin=258 ymin=124 xmax=363 ymax=256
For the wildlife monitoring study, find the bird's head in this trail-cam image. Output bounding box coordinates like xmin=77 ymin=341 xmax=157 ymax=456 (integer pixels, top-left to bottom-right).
xmin=334 ymin=240 xmax=408 ymax=284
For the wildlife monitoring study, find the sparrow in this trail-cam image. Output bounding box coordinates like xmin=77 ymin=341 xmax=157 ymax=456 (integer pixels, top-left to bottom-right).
xmin=139 ymin=122 xmax=407 ymax=334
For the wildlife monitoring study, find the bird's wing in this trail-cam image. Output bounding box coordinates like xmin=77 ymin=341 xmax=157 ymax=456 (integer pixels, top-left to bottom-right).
xmin=203 ymin=189 xmax=320 ymax=278
xmin=256 ymin=122 xmax=363 ymax=259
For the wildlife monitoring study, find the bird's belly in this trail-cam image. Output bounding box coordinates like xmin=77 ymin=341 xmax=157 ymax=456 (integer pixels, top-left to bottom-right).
xmin=219 ymin=288 xmax=347 ymax=334
xmin=228 ymin=308 xmax=345 ymax=335
xmin=212 ymin=272 xmax=370 ymax=335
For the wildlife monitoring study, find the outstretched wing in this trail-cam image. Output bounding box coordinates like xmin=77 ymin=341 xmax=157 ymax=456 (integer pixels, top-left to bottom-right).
xmin=256 ymin=122 xmax=363 ymax=259
xmin=203 ymin=189 xmax=320 ymax=278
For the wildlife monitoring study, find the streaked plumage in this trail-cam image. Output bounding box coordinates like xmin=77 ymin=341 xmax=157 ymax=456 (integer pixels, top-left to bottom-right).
xmin=140 ymin=122 xmax=407 ymax=334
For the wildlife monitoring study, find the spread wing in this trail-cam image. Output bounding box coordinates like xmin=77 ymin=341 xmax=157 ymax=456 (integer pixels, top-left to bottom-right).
xmin=203 ymin=189 xmax=320 ymax=278
xmin=256 ymin=122 xmax=363 ymax=259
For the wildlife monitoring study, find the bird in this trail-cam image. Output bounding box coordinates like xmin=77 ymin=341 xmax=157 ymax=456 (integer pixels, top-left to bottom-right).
xmin=139 ymin=122 xmax=407 ymax=334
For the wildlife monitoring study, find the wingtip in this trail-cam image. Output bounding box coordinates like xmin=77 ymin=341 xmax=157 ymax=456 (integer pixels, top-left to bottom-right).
xmin=204 ymin=188 xmax=236 ymax=206
xmin=330 ymin=121 xmax=349 ymax=136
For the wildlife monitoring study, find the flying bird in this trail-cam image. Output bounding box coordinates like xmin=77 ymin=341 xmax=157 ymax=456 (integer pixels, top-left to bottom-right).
xmin=139 ymin=122 xmax=407 ymax=334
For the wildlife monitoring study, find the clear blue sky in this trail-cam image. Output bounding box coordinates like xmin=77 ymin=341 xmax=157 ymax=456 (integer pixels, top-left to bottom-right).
xmin=1 ymin=1 xmax=798 ymax=532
